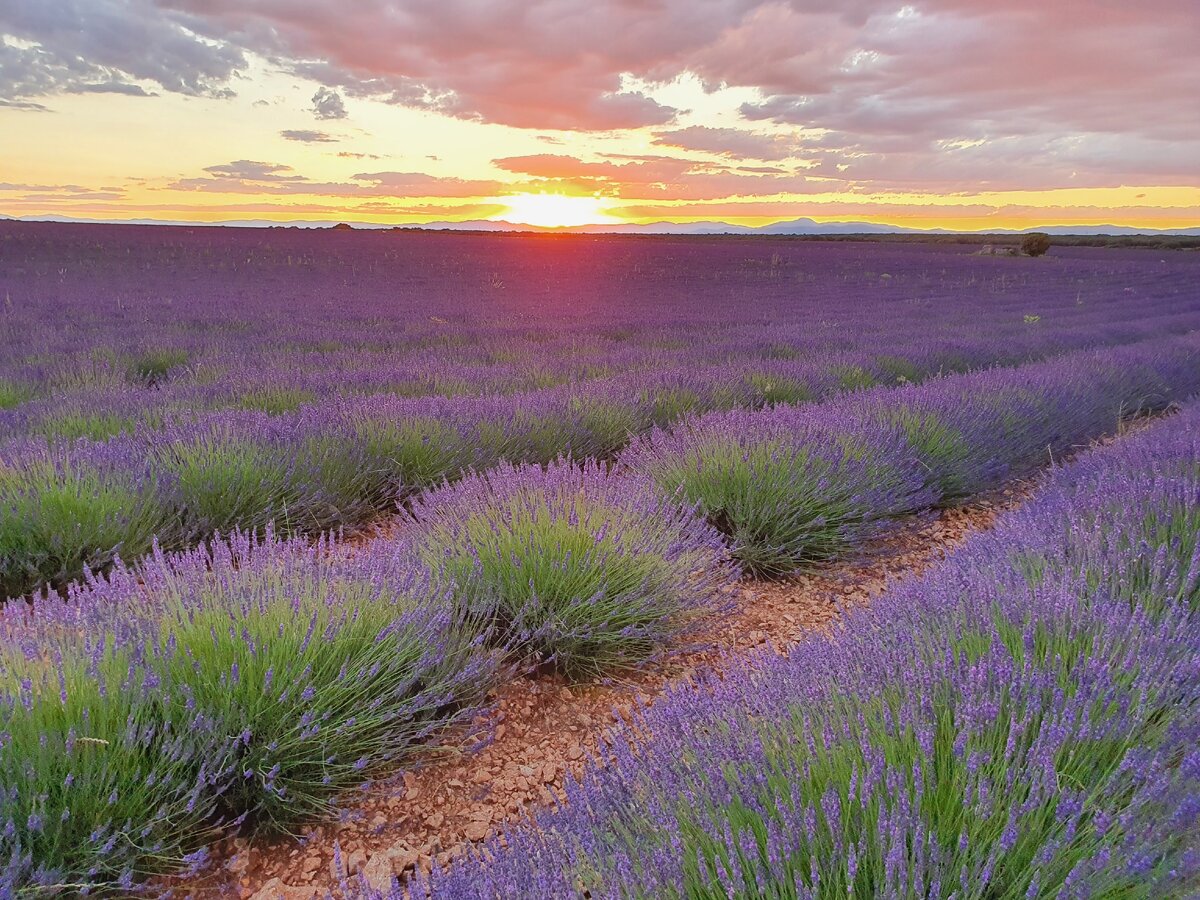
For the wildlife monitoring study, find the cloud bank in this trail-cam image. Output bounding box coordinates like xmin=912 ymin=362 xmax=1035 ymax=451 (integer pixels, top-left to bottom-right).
xmin=1 ymin=0 xmax=1196 ymax=221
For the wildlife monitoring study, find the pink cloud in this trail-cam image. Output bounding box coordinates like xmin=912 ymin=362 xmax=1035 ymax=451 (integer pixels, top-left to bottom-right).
xmin=493 ymin=153 xmax=829 ymax=199
xmin=652 ymin=126 xmax=810 ymax=161
xmin=5 ymin=1 xmax=1195 ymax=193
xmin=159 ymin=0 xmax=1198 ymax=185
xmin=163 ymin=0 xmax=704 ymax=129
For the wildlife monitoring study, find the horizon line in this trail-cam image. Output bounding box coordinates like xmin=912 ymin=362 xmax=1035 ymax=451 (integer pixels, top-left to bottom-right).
xmin=3 ymin=214 xmax=1198 ymax=237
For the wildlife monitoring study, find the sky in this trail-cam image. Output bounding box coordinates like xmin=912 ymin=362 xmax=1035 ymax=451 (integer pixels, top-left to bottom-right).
xmin=1 ymin=0 xmax=1198 ymax=231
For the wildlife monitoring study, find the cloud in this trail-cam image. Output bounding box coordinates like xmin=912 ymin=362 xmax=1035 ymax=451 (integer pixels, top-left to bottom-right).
xmin=0 ymin=181 xmax=129 ymax=205
xmin=652 ymin=126 xmax=808 ymax=161
xmin=166 ymin=160 xmax=508 ymax=198
xmin=162 ymin=0 xmax=694 ymax=129
xmin=492 ymin=153 xmax=831 ymax=200
xmin=311 ymin=86 xmax=347 ymax=120
xmin=724 ymin=1 xmax=1200 ymax=185
xmin=280 ymin=129 xmax=337 ymax=142
xmin=201 ymin=160 xmax=302 ymax=181
xmin=0 ymin=181 xmax=126 ymax=195
xmin=0 ymin=96 xmax=49 ymax=111
xmin=0 ymin=0 xmax=244 ymax=105
xmin=352 ymin=171 xmax=508 ymax=198
xmin=65 ymin=80 xmax=155 ymax=96
xmin=353 ymin=201 xmax=506 ymax=217
xmin=4 ymin=0 xmax=1196 ymax=191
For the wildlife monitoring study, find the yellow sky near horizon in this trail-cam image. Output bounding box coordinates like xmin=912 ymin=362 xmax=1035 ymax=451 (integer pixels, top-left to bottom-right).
xmin=3 ymin=57 xmax=1198 ymax=231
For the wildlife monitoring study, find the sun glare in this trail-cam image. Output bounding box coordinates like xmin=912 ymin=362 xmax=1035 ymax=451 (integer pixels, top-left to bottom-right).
xmin=496 ymin=193 xmax=618 ymax=229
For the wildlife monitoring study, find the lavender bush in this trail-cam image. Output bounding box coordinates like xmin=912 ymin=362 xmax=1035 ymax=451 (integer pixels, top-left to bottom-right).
xmin=968 ymin=404 xmax=1200 ymax=618
xmin=625 ymin=338 xmax=1200 ymax=577
xmin=0 ymin=379 xmax=35 ymax=410
xmin=125 ymin=348 xmax=190 ymax=387
xmin=0 ymin=629 xmax=225 ymax=894
xmin=408 ymin=404 xmax=1200 ymax=899
xmin=0 ymin=226 xmax=1197 ymax=892
xmin=622 ymin=407 xmax=933 ymax=577
xmin=116 ymin=534 xmax=501 ymax=831
xmin=155 ymin=415 xmax=379 ymax=540
xmin=846 ymin=338 xmax=1200 ymax=501
xmin=323 ymin=396 xmax=478 ymax=501
xmin=5 ymin=334 xmax=1196 ymax=600
xmin=0 ymin=531 xmax=502 ymax=893
xmin=0 ymin=438 xmax=179 ymax=598
xmin=404 ymin=459 xmax=737 ymax=679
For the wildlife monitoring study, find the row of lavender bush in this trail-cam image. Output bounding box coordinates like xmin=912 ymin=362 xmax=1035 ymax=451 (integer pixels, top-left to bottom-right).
xmin=2 ymin=335 xmax=1198 ymax=893
xmin=0 ymin=462 xmax=737 ymax=894
xmin=4 ymin=333 xmax=1199 ymax=600
xmin=621 ymin=333 xmax=1200 ymax=576
xmin=5 ymin=316 xmax=1196 ymax=448
xmin=406 ymin=401 xmax=1200 ymax=900
xmin=6 ymin=226 xmax=1200 ymax=448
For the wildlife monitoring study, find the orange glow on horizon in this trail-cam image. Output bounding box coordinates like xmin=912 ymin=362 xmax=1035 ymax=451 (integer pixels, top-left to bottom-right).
xmin=494 ymin=193 xmax=619 ymax=228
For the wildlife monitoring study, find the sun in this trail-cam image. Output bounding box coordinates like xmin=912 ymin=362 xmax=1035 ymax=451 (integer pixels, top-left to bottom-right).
xmin=496 ymin=193 xmax=619 ymax=229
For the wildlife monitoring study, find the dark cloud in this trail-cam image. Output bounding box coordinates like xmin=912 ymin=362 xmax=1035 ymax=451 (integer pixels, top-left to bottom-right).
xmin=281 ymin=129 xmax=337 ymax=142
xmin=311 ymin=86 xmax=348 ymax=120
xmin=0 ymin=0 xmax=244 ymax=106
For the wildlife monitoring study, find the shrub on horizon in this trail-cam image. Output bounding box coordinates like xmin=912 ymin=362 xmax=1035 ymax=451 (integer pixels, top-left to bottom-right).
xmin=1020 ymin=232 xmax=1052 ymax=257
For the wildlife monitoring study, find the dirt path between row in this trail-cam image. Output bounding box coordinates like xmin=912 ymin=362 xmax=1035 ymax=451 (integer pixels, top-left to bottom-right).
xmin=171 ymin=476 xmax=1027 ymax=900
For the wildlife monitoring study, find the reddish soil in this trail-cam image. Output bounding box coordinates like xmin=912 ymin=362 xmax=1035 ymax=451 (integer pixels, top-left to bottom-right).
xmin=173 ymin=481 xmax=1026 ymax=900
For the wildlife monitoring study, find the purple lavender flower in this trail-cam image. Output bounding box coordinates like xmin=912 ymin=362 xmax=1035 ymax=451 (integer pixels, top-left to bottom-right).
xmin=403 ymin=457 xmax=737 ymax=679
xmin=392 ymin=402 xmax=1200 ymax=900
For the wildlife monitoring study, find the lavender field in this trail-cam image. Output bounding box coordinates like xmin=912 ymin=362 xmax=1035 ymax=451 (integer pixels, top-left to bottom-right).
xmin=412 ymin=399 xmax=1200 ymax=900
xmin=3 ymin=224 xmax=1200 ymax=597
xmin=1 ymin=224 xmax=1199 ymax=897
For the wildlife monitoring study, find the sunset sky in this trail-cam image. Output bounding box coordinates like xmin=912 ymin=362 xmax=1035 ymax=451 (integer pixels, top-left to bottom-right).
xmin=2 ymin=1 xmax=1198 ymax=230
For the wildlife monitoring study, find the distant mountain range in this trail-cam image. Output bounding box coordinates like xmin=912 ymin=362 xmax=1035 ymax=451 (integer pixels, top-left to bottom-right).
xmin=2 ymin=212 xmax=1198 ymax=237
